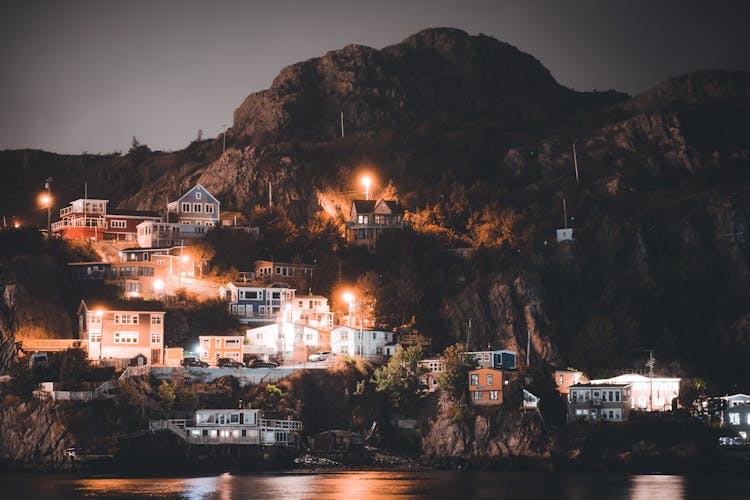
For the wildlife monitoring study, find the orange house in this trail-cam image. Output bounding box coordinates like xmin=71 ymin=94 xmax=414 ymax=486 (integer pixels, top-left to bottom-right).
xmin=469 ymin=368 xmax=507 ymax=406
xmin=199 ymin=335 xmax=244 ymax=365
xmin=554 ymin=368 xmax=589 ymax=395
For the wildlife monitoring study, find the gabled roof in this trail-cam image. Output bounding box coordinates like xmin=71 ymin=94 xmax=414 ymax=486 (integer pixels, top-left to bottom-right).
xmin=226 ymin=281 xmax=295 ymax=290
xmin=590 ymin=374 xmax=681 ymax=384
xmin=723 ymin=393 xmax=750 ymax=400
xmin=171 ymin=184 xmax=220 ymax=206
xmin=78 ymin=298 xmax=166 ymax=315
xmin=570 ymin=383 xmax=631 ymax=388
xmin=374 ymin=199 xmax=404 ymax=215
xmin=352 ymin=199 xmax=377 ymax=214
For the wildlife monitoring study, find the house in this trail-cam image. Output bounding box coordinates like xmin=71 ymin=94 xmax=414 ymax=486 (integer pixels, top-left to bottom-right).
xmin=567 ymin=383 xmax=631 ymax=422
xmin=469 ymin=368 xmax=508 ymax=406
xmin=292 ymin=294 xmax=333 ymax=330
xmin=553 ymin=368 xmax=589 ymax=395
xmin=723 ymin=393 xmax=750 ymax=408
xmin=724 ymin=404 xmax=750 ymax=440
xmin=329 ymin=326 xmax=394 ymax=361
xmin=219 ymin=211 xmax=260 ymax=236
xmin=418 ymin=358 xmax=445 ymax=393
xmin=464 ymin=350 xmax=517 ymax=370
xmin=167 ymin=184 xmax=220 ymax=226
xmin=137 ymin=220 xmax=211 ymax=248
xmin=345 ymin=198 xmax=405 ymax=247
xmin=77 ymin=298 xmax=165 ymax=366
xmin=245 ymin=323 xmax=331 ymax=363
xmin=51 ymin=198 xmax=161 ymax=242
xmin=219 ymin=282 xmax=295 ymax=324
xmin=254 ymin=260 xmax=315 ymax=286
xmin=68 ymin=262 xmax=113 ymax=281
xmin=590 ymin=374 xmax=681 ymax=412
xmin=310 ymin=430 xmax=364 ymax=454
xmin=523 ymin=389 xmax=541 ymax=410
xmin=198 ymin=336 xmax=245 ymax=365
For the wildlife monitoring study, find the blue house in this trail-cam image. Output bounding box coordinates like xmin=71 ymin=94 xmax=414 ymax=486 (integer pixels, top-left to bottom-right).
xmin=220 ymin=282 xmax=295 ymax=324
xmin=167 ymin=184 xmax=221 ymax=227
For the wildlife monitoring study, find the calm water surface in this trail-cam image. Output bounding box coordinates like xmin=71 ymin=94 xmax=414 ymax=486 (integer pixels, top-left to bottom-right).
xmin=1 ymin=470 xmax=748 ymax=499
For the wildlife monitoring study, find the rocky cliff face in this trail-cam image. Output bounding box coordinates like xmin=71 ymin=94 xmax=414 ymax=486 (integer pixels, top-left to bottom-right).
xmin=442 ymin=273 xmax=559 ymax=366
xmin=0 ymin=400 xmax=75 ymax=471
xmin=421 ymin=394 xmax=550 ymax=460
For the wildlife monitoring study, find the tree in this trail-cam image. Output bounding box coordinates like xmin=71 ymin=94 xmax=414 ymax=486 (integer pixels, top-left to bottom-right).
xmin=196 ymin=129 xmax=204 ymax=142
xmin=131 ymin=136 xmax=140 ymax=150
xmin=157 ymin=380 xmax=176 ymax=411
xmin=437 ymin=343 xmax=477 ymax=404
xmin=372 ymin=345 xmax=426 ymax=415
xmin=57 ymin=347 xmax=90 ymax=390
xmin=190 ymin=238 xmax=216 ymax=278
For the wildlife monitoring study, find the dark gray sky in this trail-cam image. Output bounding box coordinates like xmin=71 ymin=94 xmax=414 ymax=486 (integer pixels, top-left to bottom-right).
xmin=2 ymin=0 xmax=749 ymax=154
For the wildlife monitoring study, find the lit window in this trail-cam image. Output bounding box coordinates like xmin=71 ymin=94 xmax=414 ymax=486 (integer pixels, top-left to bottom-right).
xmin=114 ymin=332 xmax=138 ymax=344
xmin=470 ymin=374 xmax=479 ymax=386
xmin=114 ymin=314 xmax=138 ymax=325
xmin=730 ymin=412 xmax=740 ymax=426
xmin=487 ymin=374 xmax=493 ymax=385
xmin=89 ymin=332 xmax=101 ymax=343
xmin=473 ymin=391 xmax=482 ymax=400
xmin=489 ymin=391 xmax=498 ymax=400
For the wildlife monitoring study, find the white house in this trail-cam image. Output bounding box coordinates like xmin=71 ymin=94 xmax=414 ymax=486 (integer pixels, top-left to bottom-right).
xmin=245 ymin=323 xmax=331 ymax=363
xmin=136 ymin=221 xmax=210 ymax=248
xmin=590 ymin=374 xmax=681 ymax=412
xmin=329 ymin=326 xmax=396 ymax=361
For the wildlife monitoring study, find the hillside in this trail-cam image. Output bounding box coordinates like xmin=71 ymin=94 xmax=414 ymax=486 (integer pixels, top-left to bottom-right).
xmin=2 ymin=28 xmax=750 ymax=389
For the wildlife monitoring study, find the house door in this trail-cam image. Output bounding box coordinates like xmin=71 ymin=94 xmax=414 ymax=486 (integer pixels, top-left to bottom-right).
xmin=151 ymin=349 xmax=161 ymax=364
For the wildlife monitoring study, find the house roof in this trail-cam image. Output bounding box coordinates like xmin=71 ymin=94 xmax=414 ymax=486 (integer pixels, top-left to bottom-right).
xmin=226 ymin=281 xmax=295 ymax=290
xmin=352 ymin=200 xmax=377 ymax=214
xmin=723 ymin=394 xmax=750 ymax=400
xmin=108 ymin=209 xmax=161 ymax=218
xmin=590 ymin=374 xmax=681 ymax=384
xmin=78 ymin=298 xmax=166 ymax=314
xmin=375 ymin=199 xmax=405 ymax=214
xmin=170 ymin=184 xmax=220 ymax=206
xmin=570 ymin=383 xmax=631 ymax=388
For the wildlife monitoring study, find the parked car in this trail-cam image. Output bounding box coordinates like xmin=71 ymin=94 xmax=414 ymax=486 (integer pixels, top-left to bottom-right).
xmin=248 ymin=359 xmax=278 ymax=369
xmin=308 ymin=351 xmax=331 ymax=362
xmin=181 ymin=357 xmax=209 ymax=368
xmin=217 ymin=358 xmax=245 ymax=369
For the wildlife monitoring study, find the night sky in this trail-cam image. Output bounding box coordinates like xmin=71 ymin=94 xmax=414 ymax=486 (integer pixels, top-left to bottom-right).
xmin=2 ymin=0 xmax=749 ymax=154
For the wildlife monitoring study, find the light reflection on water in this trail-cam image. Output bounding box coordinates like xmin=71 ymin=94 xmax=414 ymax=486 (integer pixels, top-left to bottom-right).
xmin=629 ymin=475 xmax=685 ymax=500
xmin=0 ymin=470 xmax=743 ymax=499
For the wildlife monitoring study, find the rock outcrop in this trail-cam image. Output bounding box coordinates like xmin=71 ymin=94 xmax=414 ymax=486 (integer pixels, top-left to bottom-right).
xmin=421 ymin=394 xmax=550 ymax=460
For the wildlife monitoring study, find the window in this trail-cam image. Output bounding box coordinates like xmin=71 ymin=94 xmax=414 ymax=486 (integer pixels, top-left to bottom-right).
xmin=225 ymin=338 xmax=240 ymax=347
xmin=89 ymin=332 xmax=101 ymax=343
xmin=305 ymin=333 xmax=313 ymax=341
xmin=487 ymin=374 xmax=494 ymax=385
xmin=470 ymin=374 xmax=479 ymax=386
xmin=195 ymin=192 xmax=202 ymax=200
xmin=357 ymin=215 xmax=369 ymax=224
xmin=114 ymin=332 xmax=138 ymax=344
xmin=151 ymin=332 xmax=161 ymax=344
xmin=615 ymin=391 xmax=620 ymax=402
xmin=256 ymin=332 xmax=263 ymax=340
xmin=272 ymin=292 xmax=280 ymax=300
xmin=193 ymin=203 xmax=202 ymax=213
xmin=730 ymin=412 xmax=740 ymax=426
xmin=205 ymin=204 xmax=214 ymax=213
xmin=110 ymin=220 xmax=126 ymax=229
xmin=114 ymin=314 xmax=138 ymax=325
xmin=88 ymin=314 xmax=102 ymax=325
xmin=473 ymin=391 xmax=482 ymax=400
xmin=215 ymin=339 xmax=221 ymax=348
xmin=489 ymin=391 xmax=499 ymax=400
xmin=182 ymin=202 xmax=191 ymax=212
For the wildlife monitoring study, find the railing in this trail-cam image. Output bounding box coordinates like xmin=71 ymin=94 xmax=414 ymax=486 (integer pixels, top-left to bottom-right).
xmin=150 ymin=418 xmax=301 ymax=446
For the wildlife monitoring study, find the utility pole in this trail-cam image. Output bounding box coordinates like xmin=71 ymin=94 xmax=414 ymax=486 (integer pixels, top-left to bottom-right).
xmin=268 ymin=181 xmax=273 ymax=208
xmin=562 ymin=198 xmax=568 ymax=230
xmin=527 ymin=329 xmax=531 ymax=368
xmin=222 ymin=125 xmax=227 ymax=153
xmin=466 ymin=318 xmax=472 ymax=351
xmin=573 ymin=143 xmax=580 ymax=184
xmin=340 ymin=111 xmax=345 ymax=138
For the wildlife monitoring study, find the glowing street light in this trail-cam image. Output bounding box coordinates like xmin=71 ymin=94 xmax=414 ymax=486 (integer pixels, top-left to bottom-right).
xmin=361 ymin=176 xmax=371 ymax=200
xmin=342 ymin=292 xmax=355 ymax=327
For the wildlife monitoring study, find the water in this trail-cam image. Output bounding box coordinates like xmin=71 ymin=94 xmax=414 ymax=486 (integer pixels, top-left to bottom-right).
xmin=1 ymin=470 xmax=748 ymax=499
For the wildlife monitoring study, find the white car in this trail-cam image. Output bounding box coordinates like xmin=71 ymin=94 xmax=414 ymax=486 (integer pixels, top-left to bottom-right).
xmin=308 ymin=351 xmax=331 ymax=362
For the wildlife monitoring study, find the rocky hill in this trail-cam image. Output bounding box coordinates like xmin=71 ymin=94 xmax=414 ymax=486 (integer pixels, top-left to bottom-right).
xmin=2 ymin=28 xmax=750 ymax=387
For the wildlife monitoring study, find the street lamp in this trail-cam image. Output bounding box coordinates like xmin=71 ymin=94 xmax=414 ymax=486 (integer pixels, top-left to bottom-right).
xmin=39 ymin=192 xmax=52 ymax=235
xmin=342 ymin=292 xmax=355 ymax=327
xmin=361 ymin=176 xmax=371 ymax=200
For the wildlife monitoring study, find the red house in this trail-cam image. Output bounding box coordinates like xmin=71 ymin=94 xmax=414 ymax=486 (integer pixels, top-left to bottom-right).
xmin=52 ymin=198 xmax=161 ymax=242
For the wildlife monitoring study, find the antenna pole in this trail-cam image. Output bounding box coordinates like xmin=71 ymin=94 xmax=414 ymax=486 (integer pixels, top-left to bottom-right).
xmin=340 ymin=111 xmax=345 ymax=138
xmin=268 ymin=181 xmax=272 ymax=208
xmin=573 ymin=144 xmax=580 ymax=184
xmin=466 ymin=318 xmax=472 ymax=350
xmin=562 ymin=198 xmax=568 ymax=230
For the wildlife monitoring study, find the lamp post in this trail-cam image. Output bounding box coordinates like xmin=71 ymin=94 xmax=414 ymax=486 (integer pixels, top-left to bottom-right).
xmin=44 ymin=177 xmax=52 ymax=234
